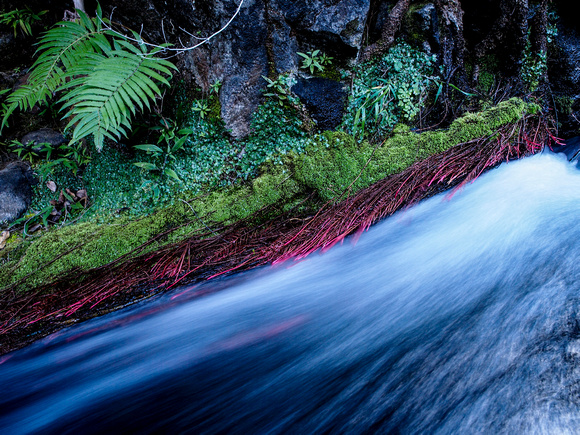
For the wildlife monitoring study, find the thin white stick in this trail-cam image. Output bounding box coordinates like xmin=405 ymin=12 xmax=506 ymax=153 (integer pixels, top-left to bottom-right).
xmin=102 ymin=0 xmax=245 ymax=54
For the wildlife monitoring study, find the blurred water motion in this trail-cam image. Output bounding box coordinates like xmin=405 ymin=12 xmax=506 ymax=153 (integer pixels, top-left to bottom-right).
xmin=2 ymin=152 xmax=580 ymax=433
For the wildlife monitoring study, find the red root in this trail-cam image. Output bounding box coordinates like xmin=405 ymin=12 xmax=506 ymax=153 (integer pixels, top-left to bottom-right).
xmin=0 ymin=114 xmax=559 ymax=344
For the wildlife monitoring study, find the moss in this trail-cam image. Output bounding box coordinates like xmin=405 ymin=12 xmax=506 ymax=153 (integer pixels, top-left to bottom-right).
xmin=5 ymin=205 xmax=193 ymax=288
xmin=317 ymin=63 xmax=342 ymax=81
xmin=2 ymin=165 xmax=304 ymax=290
xmin=294 ymin=131 xmax=376 ymax=201
xmin=295 ymin=98 xmax=536 ymax=201
xmin=207 ymin=94 xmax=222 ymax=121
xmin=4 ymin=98 xmax=538 ymax=291
xmin=555 ymin=95 xmax=574 ymax=116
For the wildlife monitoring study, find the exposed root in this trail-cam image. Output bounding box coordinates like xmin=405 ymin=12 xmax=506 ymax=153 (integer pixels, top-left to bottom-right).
xmin=0 ymin=112 xmax=560 ymax=351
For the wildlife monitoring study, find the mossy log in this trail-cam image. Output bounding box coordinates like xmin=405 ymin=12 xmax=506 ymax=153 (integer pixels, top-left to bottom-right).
xmin=0 ymin=98 xmax=551 ymax=353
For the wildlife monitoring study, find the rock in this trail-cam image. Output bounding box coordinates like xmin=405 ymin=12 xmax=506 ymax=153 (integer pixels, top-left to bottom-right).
xmin=0 ymin=161 xmax=37 ymax=224
xmin=406 ymin=3 xmax=439 ymax=54
xmin=548 ymin=26 xmax=580 ymax=137
xmin=273 ymin=0 xmax=370 ymax=49
xmin=292 ymin=77 xmax=347 ymax=131
xmin=100 ymin=0 xmax=371 ymax=137
xmin=21 ymin=128 xmax=66 ymax=151
xmin=178 ymin=0 xmax=370 ymax=138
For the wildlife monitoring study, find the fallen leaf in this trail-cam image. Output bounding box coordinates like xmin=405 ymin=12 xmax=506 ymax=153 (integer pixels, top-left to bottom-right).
xmin=46 ymin=181 xmax=57 ymax=192
xmin=0 ymin=230 xmax=9 ymax=250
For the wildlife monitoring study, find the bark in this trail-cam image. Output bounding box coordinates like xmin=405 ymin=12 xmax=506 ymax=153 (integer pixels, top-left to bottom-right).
xmin=359 ymin=0 xmax=412 ymax=62
xmin=472 ymin=0 xmax=529 ymax=82
xmin=530 ymin=0 xmax=548 ymax=55
xmin=530 ymin=0 xmax=549 ymax=85
xmin=435 ymin=0 xmax=466 ymax=89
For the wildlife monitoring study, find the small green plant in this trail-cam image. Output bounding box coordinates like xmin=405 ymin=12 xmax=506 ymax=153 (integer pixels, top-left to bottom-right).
xmin=297 ymin=50 xmax=333 ymax=74
xmin=209 ymin=79 xmax=222 ymax=94
xmin=521 ymin=30 xmax=547 ymax=92
xmin=133 ymin=118 xmax=193 ymax=198
xmin=192 ymin=100 xmax=211 ymax=119
xmin=8 ymin=139 xmax=92 ymax=178
xmin=0 ymin=7 xmax=47 ymax=37
xmin=1 ymin=5 xmax=176 ymax=151
xmin=520 ymin=7 xmax=558 ymax=92
xmin=344 ymin=42 xmax=438 ymax=140
xmin=262 ymin=74 xmax=297 ymax=106
xmin=7 ymin=139 xmax=41 ymax=162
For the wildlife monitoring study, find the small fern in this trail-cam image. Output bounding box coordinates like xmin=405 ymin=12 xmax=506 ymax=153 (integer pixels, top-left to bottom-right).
xmin=1 ymin=5 xmax=176 ymax=151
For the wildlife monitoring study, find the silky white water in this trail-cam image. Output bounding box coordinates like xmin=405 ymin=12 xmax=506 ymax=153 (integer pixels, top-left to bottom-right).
xmin=2 ymin=152 xmax=580 ymax=433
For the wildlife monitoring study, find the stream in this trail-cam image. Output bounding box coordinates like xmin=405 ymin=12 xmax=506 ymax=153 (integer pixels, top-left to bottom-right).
xmin=2 ymin=152 xmax=580 ymax=433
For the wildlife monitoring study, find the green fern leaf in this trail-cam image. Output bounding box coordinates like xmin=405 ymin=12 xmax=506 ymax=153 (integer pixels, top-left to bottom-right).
xmin=59 ymin=47 xmax=175 ymax=150
xmin=1 ymin=9 xmax=109 ymax=131
xmin=2 ymin=5 xmax=177 ymax=150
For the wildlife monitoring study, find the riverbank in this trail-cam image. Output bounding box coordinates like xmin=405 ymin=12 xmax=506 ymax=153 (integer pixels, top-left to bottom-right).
xmin=0 ymin=99 xmax=553 ymax=355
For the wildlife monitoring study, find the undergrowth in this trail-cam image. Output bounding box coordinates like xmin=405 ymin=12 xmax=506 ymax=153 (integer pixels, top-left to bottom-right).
xmin=0 ymin=98 xmax=538 ymax=291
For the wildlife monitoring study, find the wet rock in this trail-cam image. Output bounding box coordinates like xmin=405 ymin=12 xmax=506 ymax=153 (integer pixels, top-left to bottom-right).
xmin=406 ymin=3 xmax=440 ymax=53
xmin=0 ymin=161 xmax=37 ymax=224
xmin=551 ymin=136 xmax=580 ymax=161
xmin=21 ymin=128 xmax=66 ymax=151
xmin=292 ymin=77 xmax=347 ymax=131
xmin=273 ymin=0 xmax=370 ymax=49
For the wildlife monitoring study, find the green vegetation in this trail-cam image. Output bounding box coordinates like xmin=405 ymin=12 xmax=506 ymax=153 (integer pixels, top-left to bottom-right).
xmin=344 ymin=42 xmax=438 ymax=140
xmin=0 ymin=97 xmax=538 ymax=291
xmin=0 ymin=6 xmax=47 ymax=37
xmin=1 ymin=6 xmax=175 ymax=151
xmin=262 ymin=74 xmax=298 ymax=106
xmin=0 ymin=4 xmax=544 ymax=296
xmin=297 ymin=50 xmax=333 ymax=75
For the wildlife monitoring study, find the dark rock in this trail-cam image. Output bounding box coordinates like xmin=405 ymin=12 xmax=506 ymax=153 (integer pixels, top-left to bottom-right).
xmin=292 ymin=77 xmax=347 ymax=131
xmin=273 ymin=0 xmax=370 ymax=49
xmin=21 ymin=128 xmax=66 ymax=151
xmin=0 ymin=161 xmax=37 ymax=224
xmin=551 ymin=136 xmax=580 ymax=162
xmin=407 ymin=3 xmax=439 ymax=54
xmin=548 ymin=27 xmax=580 ymax=137
xmin=98 ymin=0 xmax=372 ymax=137
xmin=177 ymin=0 xmax=370 ymax=138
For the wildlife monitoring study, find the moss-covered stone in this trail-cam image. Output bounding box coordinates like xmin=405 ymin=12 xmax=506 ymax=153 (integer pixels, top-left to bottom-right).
xmin=1 ymin=98 xmax=539 ymax=291
xmin=295 ymin=98 xmax=537 ymax=201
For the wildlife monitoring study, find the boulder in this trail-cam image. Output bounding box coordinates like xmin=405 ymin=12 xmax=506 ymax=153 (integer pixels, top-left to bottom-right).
xmin=292 ymin=77 xmax=347 ymax=131
xmin=549 ymin=27 xmax=580 ymax=137
xmin=178 ymin=0 xmax=370 ymax=138
xmin=99 ymin=0 xmax=371 ymax=137
xmin=0 ymin=161 xmax=37 ymax=224
xmin=21 ymin=128 xmax=66 ymax=151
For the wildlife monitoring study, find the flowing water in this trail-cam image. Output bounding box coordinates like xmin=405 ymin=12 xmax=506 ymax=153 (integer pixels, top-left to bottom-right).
xmin=2 ymin=152 xmax=580 ymax=434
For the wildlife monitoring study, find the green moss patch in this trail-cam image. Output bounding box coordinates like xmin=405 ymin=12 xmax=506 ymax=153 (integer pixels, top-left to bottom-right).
xmin=1 ymin=98 xmax=538 ymax=292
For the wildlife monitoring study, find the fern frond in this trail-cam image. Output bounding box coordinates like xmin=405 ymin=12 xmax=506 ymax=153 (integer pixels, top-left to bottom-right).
xmin=0 ymin=9 xmax=109 ymax=131
xmin=1 ymin=5 xmax=177 ymax=150
xmin=59 ymin=48 xmax=176 ymax=150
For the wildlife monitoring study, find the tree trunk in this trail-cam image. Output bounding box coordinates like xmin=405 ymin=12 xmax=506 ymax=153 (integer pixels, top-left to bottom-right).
xmin=472 ymin=0 xmax=529 ymax=84
xmin=359 ymin=0 xmax=411 ymax=62
xmin=530 ymin=0 xmax=548 ymax=84
xmin=435 ymin=0 xmax=466 ymax=89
